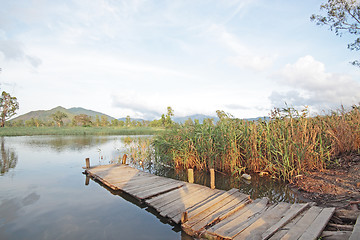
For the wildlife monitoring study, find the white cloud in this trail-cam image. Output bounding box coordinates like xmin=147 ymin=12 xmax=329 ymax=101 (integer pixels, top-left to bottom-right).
xmin=209 ymin=24 xmax=276 ymax=71
xmin=271 ymin=55 xmax=360 ymax=110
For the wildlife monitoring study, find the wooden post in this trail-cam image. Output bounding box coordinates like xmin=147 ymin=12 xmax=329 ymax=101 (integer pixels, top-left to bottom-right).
xmin=210 ymin=168 xmax=215 ymax=189
xmin=188 ymin=169 xmax=194 ymax=183
xmin=85 ymin=158 xmax=90 ymax=168
xmin=85 ymin=176 xmax=90 ymax=185
xmin=122 ymin=154 xmax=127 ymax=164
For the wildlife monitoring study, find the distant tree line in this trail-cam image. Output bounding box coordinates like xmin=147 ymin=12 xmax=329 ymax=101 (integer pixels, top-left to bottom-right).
xmin=6 ymin=106 xmax=213 ymax=128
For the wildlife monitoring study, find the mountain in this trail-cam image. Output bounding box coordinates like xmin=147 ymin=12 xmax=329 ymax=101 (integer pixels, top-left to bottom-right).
xmin=11 ymin=106 xmax=115 ymax=123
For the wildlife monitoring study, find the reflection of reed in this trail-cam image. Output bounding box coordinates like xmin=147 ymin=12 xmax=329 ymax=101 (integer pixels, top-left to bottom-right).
xmin=0 ymin=138 xmax=18 ymax=175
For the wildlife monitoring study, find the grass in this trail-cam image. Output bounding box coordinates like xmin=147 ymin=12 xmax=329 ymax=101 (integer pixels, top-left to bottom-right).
xmin=0 ymin=126 xmax=164 ymax=136
xmin=152 ymin=105 xmax=360 ymax=182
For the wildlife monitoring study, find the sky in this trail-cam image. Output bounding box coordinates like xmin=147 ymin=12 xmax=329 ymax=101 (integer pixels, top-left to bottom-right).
xmin=0 ymin=0 xmax=359 ymax=120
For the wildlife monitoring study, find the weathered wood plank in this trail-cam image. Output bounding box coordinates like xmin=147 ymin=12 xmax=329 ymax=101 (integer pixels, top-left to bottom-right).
xmin=132 ymin=181 xmax=185 ymax=200
xmin=208 ymin=197 xmax=269 ymax=238
xmin=171 ymin=190 xmax=227 ymax=224
xmin=120 ymin=177 xmax=178 ymax=192
xmin=147 ymin=184 xmax=204 ymax=209
xmin=279 ymin=206 xmax=323 ymax=240
xmin=268 ymin=209 xmax=306 ymax=240
xmin=348 ymin=212 xmax=360 ymax=240
xmin=298 ymin=207 xmax=335 ymax=240
xmin=186 ymin=192 xmax=251 ymax=236
xmin=261 ymin=202 xmax=312 ymax=240
xmin=186 ymin=188 xmax=240 ymax=222
xmin=157 ymin=187 xmax=213 ymax=214
xmin=160 ymin=190 xmax=222 ymax=220
xmin=233 ymin=202 xmax=292 ymax=240
xmin=321 ymin=231 xmax=352 ymax=240
xmin=166 ymin=190 xmax=224 ymax=222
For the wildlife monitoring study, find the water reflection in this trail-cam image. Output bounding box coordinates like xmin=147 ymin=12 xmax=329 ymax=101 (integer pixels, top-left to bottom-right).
xmin=0 ymin=138 xmax=18 ymax=175
xmin=24 ymin=136 xmax=114 ymax=152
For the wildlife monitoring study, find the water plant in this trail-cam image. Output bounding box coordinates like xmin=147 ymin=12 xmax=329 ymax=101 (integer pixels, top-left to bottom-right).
xmin=152 ymin=105 xmax=360 ymax=182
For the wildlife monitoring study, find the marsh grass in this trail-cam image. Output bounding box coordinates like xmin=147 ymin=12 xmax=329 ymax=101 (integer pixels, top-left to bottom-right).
xmin=0 ymin=126 xmax=163 ymax=136
xmin=152 ymin=106 xmax=360 ymax=182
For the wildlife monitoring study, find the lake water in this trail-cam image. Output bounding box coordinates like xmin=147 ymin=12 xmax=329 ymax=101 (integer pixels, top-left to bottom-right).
xmin=0 ymin=135 xmax=303 ymax=240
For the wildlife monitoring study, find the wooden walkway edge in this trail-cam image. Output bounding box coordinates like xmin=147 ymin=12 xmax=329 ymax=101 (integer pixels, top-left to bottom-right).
xmin=83 ymin=164 xmax=357 ymax=240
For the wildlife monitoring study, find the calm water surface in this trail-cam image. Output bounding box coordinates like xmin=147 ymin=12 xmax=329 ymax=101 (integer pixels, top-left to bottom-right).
xmin=0 ymin=135 xmax=303 ymax=240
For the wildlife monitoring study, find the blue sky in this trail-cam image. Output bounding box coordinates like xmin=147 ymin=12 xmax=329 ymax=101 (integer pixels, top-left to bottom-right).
xmin=0 ymin=0 xmax=359 ymax=120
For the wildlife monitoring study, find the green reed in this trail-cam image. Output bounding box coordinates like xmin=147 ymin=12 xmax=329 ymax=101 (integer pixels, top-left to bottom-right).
xmin=152 ymin=105 xmax=360 ymax=182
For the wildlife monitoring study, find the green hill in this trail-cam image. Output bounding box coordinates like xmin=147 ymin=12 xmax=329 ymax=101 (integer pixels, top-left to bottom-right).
xmin=11 ymin=106 xmax=115 ymax=123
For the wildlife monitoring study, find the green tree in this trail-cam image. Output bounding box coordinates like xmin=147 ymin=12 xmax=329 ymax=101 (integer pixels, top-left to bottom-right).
xmin=0 ymin=91 xmax=19 ymax=127
xmin=94 ymin=115 xmax=101 ymax=127
xmin=25 ymin=118 xmax=36 ymax=127
xmin=100 ymin=116 xmax=109 ymax=126
xmin=73 ymin=114 xmax=92 ymax=127
xmin=51 ymin=111 xmax=68 ymax=127
xmin=13 ymin=120 xmax=24 ymax=127
xmin=125 ymin=115 xmax=131 ymax=127
xmin=165 ymin=106 xmax=174 ymax=127
xmin=311 ymin=0 xmax=360 ymax=66
xmin=111 ymin=119 xmax=119 ymax=127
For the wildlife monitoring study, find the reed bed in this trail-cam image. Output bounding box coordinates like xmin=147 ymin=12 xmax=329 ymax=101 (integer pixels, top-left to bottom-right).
xmin=152 ymin=106 xmax=360 ymax=181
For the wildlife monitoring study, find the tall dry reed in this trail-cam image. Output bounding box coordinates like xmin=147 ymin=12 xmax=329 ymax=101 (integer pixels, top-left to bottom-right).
xmin=152 ymin=105 xmax=360 ymax=181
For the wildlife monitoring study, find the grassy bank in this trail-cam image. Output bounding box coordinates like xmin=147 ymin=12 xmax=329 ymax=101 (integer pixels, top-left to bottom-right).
xmin=152 ymin=106 xmax=360 ymax=181
xmin=0 ymin=126 xmax=164 ymax=136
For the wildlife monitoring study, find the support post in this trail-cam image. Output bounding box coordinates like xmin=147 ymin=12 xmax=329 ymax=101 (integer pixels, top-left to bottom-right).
xmin=210 ymin=168 xmax=215 ymax=189
xmin=122 ymin=154 xmax=127 ymax=164
xmin=85 ymin=158 xmax=90 ymax=168
xmin=85 ymin=176 xmax=90 ymax=186
xmin=188 ymin=169 xmax=194 ymax=183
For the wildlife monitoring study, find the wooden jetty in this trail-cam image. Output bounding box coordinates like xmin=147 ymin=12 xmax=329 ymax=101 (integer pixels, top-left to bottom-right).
xmin=84 ymin=163 xmax=360 ymax=240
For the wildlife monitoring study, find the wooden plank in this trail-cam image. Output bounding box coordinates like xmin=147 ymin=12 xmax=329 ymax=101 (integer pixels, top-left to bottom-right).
xmin=209 ymin=197 xmax=269 ymax=238
xmin=110 ymin=175 xmax=161 ymax=187
xmin=146 ymin=184 xmax=203 ymax=208
xmin=233 ymin=202 xmax=292 ymax=240
xmin=90 ymin=168 xmax=141 ymax=180
xmin=268 ymin=209 xmax=306 ymax=240
xmin=208 ymin=198 xmax=263 ymax=233
xmin=132 ymin=181 xmax=185 ymax=200
xmin=186 ymin=188 xmax=240 ymax=221
xmin=120 ymin=177 xmax=178 ymax=192
xmin=87 ymin=164 xmax=122 ymax=171
xmin=171 ymin=190 xmax=226 ymax=224
xmin=349 ymin=213 xmax=360 ymax=240
xmin=298 ymin=207 xmax=335 ymax=240
xmin=321 ymin=231 xmax=352 ymax=240
xmin=185 ymin=189 xmax=246 ymax=227
xmin=157 ymin=187 xmax=213 ymax=214
xmin=261 ymin=202 xmax=312 ymax=240
xmin=101 ymin=171 xmax=154 ymax=182
xmin=190 ymin=192 xmax=251 ymax=232
xmin=279 ymin=206 xmax=323 ymax=240
xmin=229 ymin=204 xmax=274 ymax=239
xmin=161 ymin=190 xmax=223 ymax=222
xmin=165 ymin=190 xmax=223 ymax=219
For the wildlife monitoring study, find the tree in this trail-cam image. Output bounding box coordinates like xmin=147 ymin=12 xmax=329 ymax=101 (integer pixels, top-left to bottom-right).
xmin=0 ymin=91 xmax=19 ymax=127
xmin=311 ymin=0 xmax=360 ymax=66
xmin=51 ymin=111 xmax=68 ymax=127
xmin=73 ymin=114 xmax=92 ymax=127
xmin=125 ymin=115 xmax=131 ymax=127
xmin=165 ymin=106 xmax=174 ymax=127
